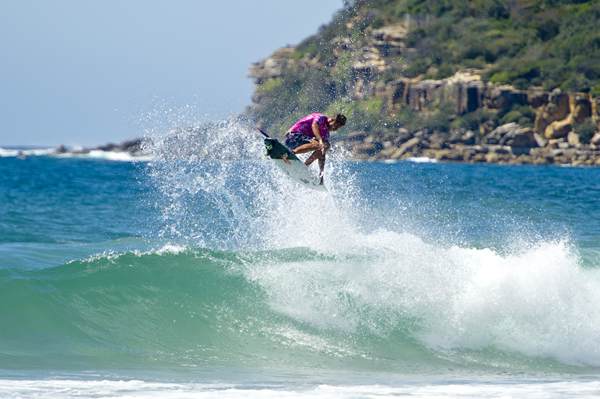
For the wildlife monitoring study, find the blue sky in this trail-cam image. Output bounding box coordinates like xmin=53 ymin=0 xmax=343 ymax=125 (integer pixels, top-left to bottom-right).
xmin=0 ymin=0 xmax=344 ymax=147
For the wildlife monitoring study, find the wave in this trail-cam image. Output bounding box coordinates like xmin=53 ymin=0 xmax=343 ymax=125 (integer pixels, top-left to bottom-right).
xmin=0 ymin=147 xmax=150 ymax=162
xmin=2 ymin=237 xmax=600 ymax=374
xmin=4 ymin=117 xmax=599 ymax=377
xmin=0 ymin=147 xmax=55 ymax=158
xmin=104 ymin=117 xmax=600 ymax=374
xmin=53 ymin=150 xmax=152 ymax=162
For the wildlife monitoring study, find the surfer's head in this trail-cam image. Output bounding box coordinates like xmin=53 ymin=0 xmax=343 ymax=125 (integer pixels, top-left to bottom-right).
xmin=328 ymin=113 xmax=346 ymax=131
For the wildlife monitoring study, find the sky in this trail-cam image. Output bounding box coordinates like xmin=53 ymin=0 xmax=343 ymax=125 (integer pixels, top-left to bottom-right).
xmin=0 ymin=0 xmax=345 ymax=148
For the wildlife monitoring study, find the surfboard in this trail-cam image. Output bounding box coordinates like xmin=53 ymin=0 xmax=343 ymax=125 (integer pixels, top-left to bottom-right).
xmin=264 ymin=138 xmax=327 ymax=192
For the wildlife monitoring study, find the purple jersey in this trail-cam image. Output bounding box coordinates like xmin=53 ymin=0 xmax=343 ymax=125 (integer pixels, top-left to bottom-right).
xmin=289 ymin=113 xmax=330 ymax=142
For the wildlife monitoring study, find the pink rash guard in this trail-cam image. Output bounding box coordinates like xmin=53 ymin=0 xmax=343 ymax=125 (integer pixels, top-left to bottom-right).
xmin=289 ymin=113 xmax=330 ymax=142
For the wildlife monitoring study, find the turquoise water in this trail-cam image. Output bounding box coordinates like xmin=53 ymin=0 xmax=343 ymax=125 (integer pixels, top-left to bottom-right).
xmin=2 ymin=123 xmax=600 ymax=397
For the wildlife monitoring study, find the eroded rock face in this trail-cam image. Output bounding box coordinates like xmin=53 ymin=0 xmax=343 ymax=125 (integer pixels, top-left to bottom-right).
xmin=534 ymin=90 xmax=570 ymax=135
xmin=571 ymin=94 xmax=592 ymax=123
xmin=247 ymin=48 xmax=296 ymax=83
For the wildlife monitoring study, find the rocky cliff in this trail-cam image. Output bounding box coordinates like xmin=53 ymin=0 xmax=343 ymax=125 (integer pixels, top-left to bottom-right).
xmin=246 ymin=3 xmax=600 ymax=166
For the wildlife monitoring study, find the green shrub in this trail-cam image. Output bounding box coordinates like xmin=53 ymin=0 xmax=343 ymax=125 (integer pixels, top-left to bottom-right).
xmin=573 ymin=118 xmax=598 ymax=143
xmin=490 ymin=71 xmax=514 ymax=84
xmin=451 ymin=108 xmax=497 ymax=131
xmin=511 ymin=78 xmax=530 ymax=90
xmin=499 ymin=110 xmax=522 ymax=124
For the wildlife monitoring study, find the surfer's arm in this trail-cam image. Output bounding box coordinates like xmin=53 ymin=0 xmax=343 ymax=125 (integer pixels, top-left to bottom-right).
xmin=312 ymin=120 xmax=325 ymax=151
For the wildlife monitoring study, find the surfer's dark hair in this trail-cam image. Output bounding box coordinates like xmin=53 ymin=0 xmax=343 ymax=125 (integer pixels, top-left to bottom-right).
xmin=334 ymin=113 xmax=346 ymax=126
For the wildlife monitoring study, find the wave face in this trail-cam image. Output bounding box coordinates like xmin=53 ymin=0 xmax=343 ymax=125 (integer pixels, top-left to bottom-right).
xmin=2 ymin=118 xmax=600 ymax=377
xmin=2 ymin=240 xmax=600 ymax=374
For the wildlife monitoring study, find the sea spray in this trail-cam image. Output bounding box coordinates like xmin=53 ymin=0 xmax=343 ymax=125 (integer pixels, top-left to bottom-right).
xmin=142 ymin=116 xmax=359 ymax=251
xmin=136 ymin=117 xmax=600 ymax=369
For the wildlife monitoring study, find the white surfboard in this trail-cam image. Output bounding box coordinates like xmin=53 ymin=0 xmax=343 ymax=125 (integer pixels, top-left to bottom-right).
xmin=264 ymin=137 xmax=327 ymax=192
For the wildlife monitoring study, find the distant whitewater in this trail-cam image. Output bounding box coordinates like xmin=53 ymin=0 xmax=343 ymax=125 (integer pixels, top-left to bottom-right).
xmin=0 ymin=138 xmax=148 ymax=161
xmin=2 ymin=117 xmax=600 ymax=398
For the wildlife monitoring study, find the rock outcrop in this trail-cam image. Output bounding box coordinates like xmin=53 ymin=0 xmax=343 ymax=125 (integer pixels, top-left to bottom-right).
xmin=51 ymin=138 xmax=147 ymax=157
xmin=247 ymin=14 xmax=600 ymax=166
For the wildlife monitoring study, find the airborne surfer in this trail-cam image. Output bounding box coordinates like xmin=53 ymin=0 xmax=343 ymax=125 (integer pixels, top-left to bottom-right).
xmin=284 ymin=113 xmax=346 ymax=184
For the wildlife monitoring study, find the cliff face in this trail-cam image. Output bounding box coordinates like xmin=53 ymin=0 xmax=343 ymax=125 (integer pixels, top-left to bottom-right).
xmin=246 ymin=4 xmax=600 ymax=165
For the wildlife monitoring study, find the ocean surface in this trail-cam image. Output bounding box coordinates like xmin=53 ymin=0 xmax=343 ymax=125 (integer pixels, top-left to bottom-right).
xmin=2 ymin=120 xmax=600 ymax=398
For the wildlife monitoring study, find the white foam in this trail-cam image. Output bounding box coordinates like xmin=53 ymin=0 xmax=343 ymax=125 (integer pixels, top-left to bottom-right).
xmin=0 ymin=148 xmax=21 ymax=157
xmin=0 ymin=147 xmax=54 ymax=157
xmin=55 ymin=150 xmax=152 ymax=162
xmin=1 ymin=378 xmax=599 ymax=399
xmin=406 ymin=156 xmax=438 ymax=163
xmin=245 ymin=228 xmax=600 ymax=366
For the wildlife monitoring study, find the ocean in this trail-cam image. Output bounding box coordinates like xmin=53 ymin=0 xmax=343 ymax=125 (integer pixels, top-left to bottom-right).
xmin=2 ymin=120 xmax=600 ymax=398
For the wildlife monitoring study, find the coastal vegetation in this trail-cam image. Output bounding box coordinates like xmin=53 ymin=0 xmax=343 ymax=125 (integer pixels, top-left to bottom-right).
xmin=246 ymin=0 xmax=600 ymax=165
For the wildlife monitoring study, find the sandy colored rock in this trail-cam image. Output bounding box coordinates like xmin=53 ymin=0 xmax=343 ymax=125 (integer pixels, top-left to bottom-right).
xmin=390 ymin=137 xmax=421 ymax=159
xmin=545 ymin=116 xmax=573 ymax=139
xmin=570 ymin=93 xmax=592 ymax=123
xmin=568 ymin=131 xmax=581 ymax=146
xmin=534 ymin=90 xmax=570 ymax=135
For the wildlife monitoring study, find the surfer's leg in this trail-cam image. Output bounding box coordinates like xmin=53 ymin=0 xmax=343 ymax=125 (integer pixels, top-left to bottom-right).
xmin=304 ymin=142 xmax=330 ymax=166
xmin=285 ymin=133 xmax=313 ymax=153
xmin=291 ymin=139 xmax=321 ymax=155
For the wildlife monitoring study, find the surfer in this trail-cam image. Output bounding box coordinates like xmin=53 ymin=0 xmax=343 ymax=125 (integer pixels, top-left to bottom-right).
xmin=284 ymin=113 xmax=346 ymax=183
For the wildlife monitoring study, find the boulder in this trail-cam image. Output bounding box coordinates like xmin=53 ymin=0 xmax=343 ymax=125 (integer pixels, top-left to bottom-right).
xmin=591 ymin=132 xmax=600 ymax=146
xmin=533 ymin=133 xmax=548 ymax=148
xmin=544 ymin=116 xmax=573 ymax=139
xmin=502 ymin=127 xmax=536 ymax=147
xmin=483 ymin=123 xmax=536 ymax=147
xmin=434 ymin=149 xmax=465 ymax=161
xmin=485 ymin=152 xmax=512 ymax=163
xmin=394 ymin=127 xmax=412 ymax=144
xmin=448 ymin=129 xmax=466 ymax=143
xmin=461 ymin=130 xmax=476 ymax=145
xmin=428 ymin=131 xmax=449 ymax=149
xmin=390 ymin=137 xmax=422 ymax=159
xmin=568 ymin=131 xmax=580 ymax=147
xmin=448 ymin=129 xmax=476 ymax=145
xmin=353 ymin=141 xmax=382 ymax=156
xmin=486 ymin=86 xmax=526 ymax=110
xmin=482 ymin=123 xmax=518 ymax=145
xmin=527 ymin=91 xmax=549 ymax=108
